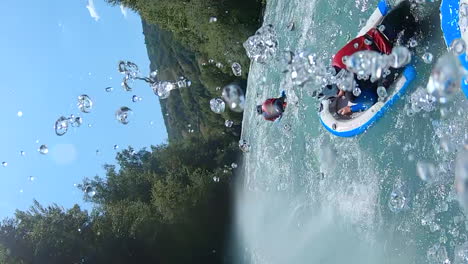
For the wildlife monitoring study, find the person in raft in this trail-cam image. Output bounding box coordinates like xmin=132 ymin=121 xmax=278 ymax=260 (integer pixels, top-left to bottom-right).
xmin=331 ymin=0 xmax=417 ymax=115
xmin=256 ymin=91 xmax=287 ymax=122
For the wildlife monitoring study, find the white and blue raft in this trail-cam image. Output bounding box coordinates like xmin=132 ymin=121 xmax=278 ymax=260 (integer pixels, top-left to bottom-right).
xmin=319 ymin=0 xmax=417 ymax=137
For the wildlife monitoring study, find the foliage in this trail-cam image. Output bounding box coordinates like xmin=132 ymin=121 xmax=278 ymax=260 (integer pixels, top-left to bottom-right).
xmin=142 ymin=21 xmax=244 ymax=143
xmin=0 ymin=136 xmax=238 ymax=263
xmin=108 ymin=0 xmax=262 ymax=76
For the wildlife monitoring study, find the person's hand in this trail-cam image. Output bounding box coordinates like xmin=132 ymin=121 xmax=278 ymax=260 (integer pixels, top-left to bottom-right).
xmin=338 ymin=106 xmax=352 ymax=115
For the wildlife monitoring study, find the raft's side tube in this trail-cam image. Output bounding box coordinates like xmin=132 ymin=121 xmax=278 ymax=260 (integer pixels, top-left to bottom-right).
xmin=440 ymin=0 xmax=468 ymax=97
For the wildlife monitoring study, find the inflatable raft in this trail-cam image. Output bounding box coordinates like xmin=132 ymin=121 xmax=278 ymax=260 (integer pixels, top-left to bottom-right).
xmin=319 ymin=0 xmax=417 ymax=137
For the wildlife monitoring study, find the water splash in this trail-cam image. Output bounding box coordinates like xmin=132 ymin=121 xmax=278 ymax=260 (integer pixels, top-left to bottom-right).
xmin=243 ymin=24 xmax=278 ymax=64
xmin=152 ymin=81 xmax=176 ymax=100
xmin=388 ymin=180 xmax=408 ymax=213
xmin=345 ymin=46 xmax=411 ymax=81
xmin=454 ymin=242 xmax=468 ymax=264
xmin=455 ymin=149 xmax=468 ymax=213
xmin=416 ymin=161 xmax=437 ymax=183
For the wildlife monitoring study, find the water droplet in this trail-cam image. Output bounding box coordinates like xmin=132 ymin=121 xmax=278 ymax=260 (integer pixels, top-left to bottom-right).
xmin=224 ymin=84 xmax=245 ymax=112
xmin=212 ymin=176 xmax=220 ymax=182
xmin=455 ymin=149 xmax=468 ymax=212
xmin=286 ymin=21 xmax=295 ymax=31
xmin=231 ymin=163 xmax=238 ymax=169
xmin=390 ymin=46 xmax=412 ymax=68
xmin=427 ymin=244 xmax=449 ymax=264
xmin=209 ymin=16 xmax=217 ymax=23
xmin=422 ymin=52 xmax=434 ymax=64
xmin=378 ymin=24 xmax=385 ymax=32
xmin=70 ymin=116 xmax=83 ymax=127
xmin=150 ymin=70 xmax=158 ymax=78
xmin=377 ymin=86 xmax=387 ymax=99
xmin=96 ymin=149 xmax=100 ymax=155
xmin=1 ymin=162 xmax=7 ymax=167
xmin=454 ymin=242 xmax=468 ymax=264
xmin=410 ymin=87 xmax=436 ymax=112
xmin=243 ymin=24 xmax=278 ymax=63
xmin=105 ymin=87 xmax=113 ymax=92
xmin=121 ymin=78 xmax=132 ymax=92
xmin=77 ymin=95 xmax=93 ymax=113
xmin=84 ymin=185 xmax=96 ymax=198
xmin=225 ymin=120 xmax=234 ymax=128
xmin=417 ymin=161 xmax=437 ymax=183
xmin=451 ymin=38 xmax=466 ymax=56
xmin=353 ymin=43 xmax=359 ymax=49
xmin=38 ymin=145 xmax=48 ymax=155
xmin=115 ymin=106 xmax=133 ymax=125
xmin=388 ymin=181 xmax=407 ymax=212
xmin=118 ymin=61 xmax=140 ymax=79
xmin=17 ymin=111 xmax=23 ymax=117
xmin=358 ymin=18 xmax=367 ymax=27
xmin=282 ymin=50 xmax=294 ymax=65
xmin=151 ymin=81 xmax=176 ymax=99
xmin=113 ymin=145 xmax=119 ymax=150
xmin=239 ymin=139 xmax=250 ymax=153
xmin=132 ymin=95 xmax=140 ymax=102
xmin=209 ymin=98 xmax=225 ymax=114
xmin=20 ymin=151 xmax=26 ymax=156
xmin=409 ymin=38 xmax=418 ymax=48
xmin=364 ymin=39 xmax=373 ymax=46
xmin=427 ymin=52 xmax=462 ymax=103
xmin=231 ymin=62 xmax=242 ymax=76
xmin=353 ymin=87 xmax=361 ymax=97
xmin=29 ymin=176 xmax=35 ymax=182
xmin=54 ymin=116 xmax=69 ymax=136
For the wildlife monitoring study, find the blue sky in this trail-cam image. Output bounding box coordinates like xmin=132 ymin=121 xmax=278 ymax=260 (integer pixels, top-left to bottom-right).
xmin=0 ymin=0 xmax=167 ymax=218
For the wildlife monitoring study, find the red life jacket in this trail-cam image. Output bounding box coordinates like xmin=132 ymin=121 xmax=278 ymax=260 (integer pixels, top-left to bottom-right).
xmin=262 ymin=99 xmax=287 ymax=121
xmin=332 ymin=28 xmax=392 ymax=70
